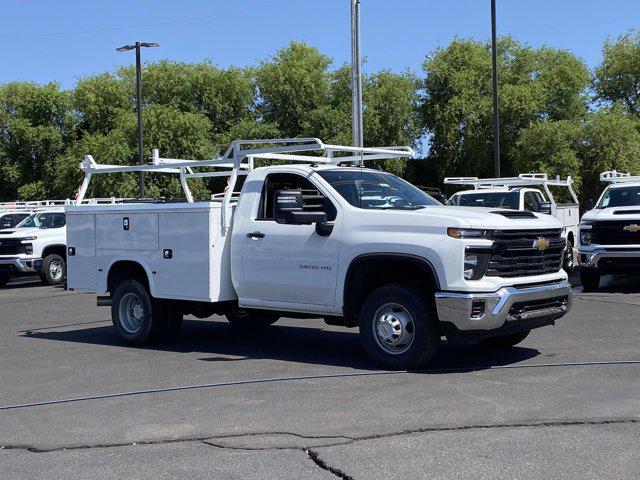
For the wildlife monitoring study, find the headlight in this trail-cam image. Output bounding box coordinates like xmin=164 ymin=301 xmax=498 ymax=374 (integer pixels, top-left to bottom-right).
xmin=464 ymin=252 xmax=490 ymax=280
xmin=448 ymin=228 xmax=490 ymax=239
xmin=20 ymin=236 xmax=37 ymax=241
xmin=580 ymin=230 xmax=592 ymax=246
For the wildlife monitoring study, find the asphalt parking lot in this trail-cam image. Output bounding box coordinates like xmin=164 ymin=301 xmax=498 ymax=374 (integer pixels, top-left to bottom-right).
xmin=1 ymin=274 xmax=639 ymax=479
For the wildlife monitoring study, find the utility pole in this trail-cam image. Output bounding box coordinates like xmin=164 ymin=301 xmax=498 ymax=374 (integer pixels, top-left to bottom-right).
xmin=490 ymin=0 xmax=500 ymax=177
xmin=116 ymin=41 xmax=159 ymax=197
xmin=351 ymin=0 xmax=364 ymax=155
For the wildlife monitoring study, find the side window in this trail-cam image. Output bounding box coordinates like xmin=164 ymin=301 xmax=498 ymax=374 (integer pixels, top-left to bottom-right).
xmin=257 ymin=173 xmax=337 ymax=221
xmin=0 ymin=214 xmax=13 ymax=229
xmin=52 ymin=213 xmax=67 ymax=228
xmin=523 ymin=192 xmax=540 ymax=212
xmin=15 ymin=214 xmax=29 ymax=224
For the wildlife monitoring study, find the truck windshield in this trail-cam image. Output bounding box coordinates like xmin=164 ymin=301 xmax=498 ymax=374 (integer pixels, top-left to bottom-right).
xmin=448 ymin=191 xmax=520 ymax=209
xmin=317 ymin=170 xmax=439 ymax=210
xmin=16 ymin=212 xmax=66 ymax=229
xmin=598 ymin=186 xmax=640 ymax=208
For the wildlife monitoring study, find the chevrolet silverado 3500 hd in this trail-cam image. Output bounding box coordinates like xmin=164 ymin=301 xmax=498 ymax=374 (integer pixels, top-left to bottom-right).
xmin=66 ymin=138 xmax=572 ymax=369
xmin=579 ymin=170 xmax=640 ymax=290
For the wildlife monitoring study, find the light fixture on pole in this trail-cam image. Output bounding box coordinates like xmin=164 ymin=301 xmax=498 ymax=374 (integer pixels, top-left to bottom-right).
xmin=351 ymin=0 xmax=364 ymax=157
xmin=490 ymin=0 xmax=500 ymax=177
xmin=116 ymin=41 xmax=159 ymax=197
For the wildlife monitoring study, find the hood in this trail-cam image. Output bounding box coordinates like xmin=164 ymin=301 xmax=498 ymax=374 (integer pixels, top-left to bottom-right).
xmin=0 ymin=227 xmax=41 ymax=238
xmin=416 ymin=205 xmax=562 ymax=230
xmin=582 ymin=205 xmax=640 ymax=222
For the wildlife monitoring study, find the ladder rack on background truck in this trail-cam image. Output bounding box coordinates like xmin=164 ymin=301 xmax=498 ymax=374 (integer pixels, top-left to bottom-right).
xmin=76 ymin=137 xmax=415 ymax=230
xmin=600 ymin=170 xmax=640 ymax=184
xmin=444 ymin=173 xmax=579 ymax=205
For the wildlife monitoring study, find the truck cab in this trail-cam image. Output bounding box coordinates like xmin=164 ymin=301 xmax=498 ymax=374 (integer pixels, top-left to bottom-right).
xmin=445 ymin=174 xmax=580 ymax=270
xmin=66 ymin=139 xmax=572 ymax=370
xmin=579 ymin=170 xmax=640 ymax=290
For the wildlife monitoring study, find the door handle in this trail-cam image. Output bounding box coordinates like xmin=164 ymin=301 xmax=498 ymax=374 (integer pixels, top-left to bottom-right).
xmin=246 ymin=231 xmax=265 ymax=239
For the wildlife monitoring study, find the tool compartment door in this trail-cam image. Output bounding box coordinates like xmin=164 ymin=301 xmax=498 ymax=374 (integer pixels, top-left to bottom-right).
xmin=66 ymin=213 xmax=97 ymax=292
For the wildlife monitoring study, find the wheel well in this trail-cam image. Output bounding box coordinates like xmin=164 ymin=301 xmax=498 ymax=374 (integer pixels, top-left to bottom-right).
xmin=107 ymin=261 xmax=149 ymax=294
xmin=42 ymin=245 xmax=67 ymax=260
xmin=343 ymin=254 xmax=439 ymax=327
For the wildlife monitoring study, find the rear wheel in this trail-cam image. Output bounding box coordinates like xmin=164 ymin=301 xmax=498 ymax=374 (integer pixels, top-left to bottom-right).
xmin=580 ymin=267 xmax=600 ymax=291
xmin=479 ymin=330 xmax=530 ymax=349
xmin=40 ymin=254 xmax=66 ymax=286
xmin=359 ymin=284 xmax=440 ymax=370
xmin=111 ymin=279 xmax=182 ymax=344
xmin=225 ymin=306 xmax=279 ymax=329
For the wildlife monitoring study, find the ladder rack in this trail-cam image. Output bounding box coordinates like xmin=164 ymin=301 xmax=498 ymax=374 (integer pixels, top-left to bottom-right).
xmin=444 ymin=173 xmax=579 ymax=205
xmin=600 ymin=170 xmax=640 ymax=184
xmin=76 ymin=137 xmax=416 ymax=230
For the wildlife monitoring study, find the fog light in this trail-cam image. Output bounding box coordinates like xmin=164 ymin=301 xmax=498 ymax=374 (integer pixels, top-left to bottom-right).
xmin=471 ymin=300 xmax=485 ymax=319
xmin=580 ymin=230 xmax=591 ymax=246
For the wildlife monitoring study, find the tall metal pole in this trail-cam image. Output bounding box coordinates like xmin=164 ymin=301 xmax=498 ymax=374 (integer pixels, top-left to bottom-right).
xmin=491 ymin=0 xmax=500 ymax=177
xmin=351 ymin=0 xmax=364 ymax=152
xmin=135 ymin=42 xmax=145 ymax=197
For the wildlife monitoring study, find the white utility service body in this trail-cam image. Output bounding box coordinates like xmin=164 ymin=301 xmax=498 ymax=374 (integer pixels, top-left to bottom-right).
xmin=445 ymin=174 xmax=579 ymax=269
xmin=66 ymin=139 xmax=572 ymax=369
xmin=578 ymin=170 xmax=640 ymax=290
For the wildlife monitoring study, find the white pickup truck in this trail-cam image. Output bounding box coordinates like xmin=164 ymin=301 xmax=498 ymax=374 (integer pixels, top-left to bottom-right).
xmin=66 ymin=139 xmax=572 ymax=369
xmin=445 ymin=174 xmax=580 ymax=270
xmin=0 ymin=207 xmax=68 ymax=287
xmin=578 ymin=170 xmax=640 ymax=290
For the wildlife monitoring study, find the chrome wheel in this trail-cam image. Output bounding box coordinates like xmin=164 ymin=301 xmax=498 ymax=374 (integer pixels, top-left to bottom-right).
xmin=373 ymin=303 xmax=415 ymax=355
xmin=118 ymin=292 xmax=145 ymax=334
xmin=49 ymin=260 xmax=63 ymax=281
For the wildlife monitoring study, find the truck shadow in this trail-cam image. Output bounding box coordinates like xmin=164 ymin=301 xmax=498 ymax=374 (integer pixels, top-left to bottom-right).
xmin=23 ymin=318 xmax=539 ymax=372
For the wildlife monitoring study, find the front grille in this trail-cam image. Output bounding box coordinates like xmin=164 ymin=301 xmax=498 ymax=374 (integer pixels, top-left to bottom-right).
xmin=0 ymin=239 xmax=28 ymax=255
xmin=484 ymin=229 xmax=565 ymax=277
xmin=508 ymin=295 xmax=569 ymax=319
xmin=590 ymin=221 xmax=640 ymax=245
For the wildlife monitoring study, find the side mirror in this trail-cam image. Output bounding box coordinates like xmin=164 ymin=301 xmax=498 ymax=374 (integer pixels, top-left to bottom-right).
xmin=274 ymin=190 xmax=328 ymax=225
xmin=537 ymin=202 xmax=552 ymax=215
xmin=586 ymin=199 xmax=595 ymax=210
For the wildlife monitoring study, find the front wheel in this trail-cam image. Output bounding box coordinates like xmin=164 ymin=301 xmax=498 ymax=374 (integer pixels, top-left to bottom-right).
xmin=479 ymin=330 xmax=530 ymax=349
xmin=40 ymin=254 xmax=66 ymax=286
xmin=359 ymin=284 xmax=440 ymax=370
xmin=563 ymin=238 xmax=575 ymax=272
xmin=580 ymin=267 xmax=600 ymax=291
xmin=225 ymin=306 xmax=279 ymax=329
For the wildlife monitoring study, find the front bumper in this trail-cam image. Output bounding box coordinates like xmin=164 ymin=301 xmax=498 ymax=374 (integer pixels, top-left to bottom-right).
xmin=0 ymin=257 xmax=43 ymax=275
xmin=435 ymin=280 xmax=572 ymax=337
xmin=579 ymin=248 xmax=640 ymax=268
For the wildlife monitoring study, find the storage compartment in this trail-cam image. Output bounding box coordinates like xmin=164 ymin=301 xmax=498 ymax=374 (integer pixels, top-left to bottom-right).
xmin=66 ymin=213 xmax=97 ymax=292
xmin=96 ymin=213 xmax=159 ymax=251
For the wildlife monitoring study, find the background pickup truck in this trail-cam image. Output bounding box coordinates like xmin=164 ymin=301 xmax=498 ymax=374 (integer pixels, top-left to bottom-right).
xmin=66 ymin=138 xmax=572 ymax=370
xmin=579 ymin=170 xmax=640 ymax=290
xmin=445 ymin=174 xmax=579 ymax=271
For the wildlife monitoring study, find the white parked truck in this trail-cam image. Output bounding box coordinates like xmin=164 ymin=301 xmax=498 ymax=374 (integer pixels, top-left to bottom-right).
xmin=66 ymin=139 xmax=572 ymax=369
xmin=0 ymin=205 xmax=68 ymax=287
xmin=445 ymin=174 xmax=580 ymax=270
xmin=578 ymin=170 xmax=640 ymax=290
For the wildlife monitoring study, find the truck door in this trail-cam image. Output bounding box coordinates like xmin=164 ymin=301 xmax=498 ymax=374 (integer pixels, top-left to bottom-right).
xmin=241 ymin=172 xmax=340 ymax=306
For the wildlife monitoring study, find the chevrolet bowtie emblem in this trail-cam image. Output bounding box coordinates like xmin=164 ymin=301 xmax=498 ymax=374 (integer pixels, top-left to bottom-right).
xmin=623 ymin=224 xmax=640 ymax=232
xmin=533 ymin=237 xmax=550 ymax=250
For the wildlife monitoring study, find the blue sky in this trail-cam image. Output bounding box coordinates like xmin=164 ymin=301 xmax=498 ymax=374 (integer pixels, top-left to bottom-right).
xmin=1 ymin=0 xmax=637 ymax=89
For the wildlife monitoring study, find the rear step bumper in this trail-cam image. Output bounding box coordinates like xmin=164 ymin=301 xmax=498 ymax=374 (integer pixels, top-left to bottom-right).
xmin=96 ymin=296 xmax=112 ymax=307
xmin=435 ymin=280 xmax=572 ymax=335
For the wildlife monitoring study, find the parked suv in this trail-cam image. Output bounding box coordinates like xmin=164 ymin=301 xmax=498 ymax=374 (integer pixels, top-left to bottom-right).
xmin=0 ymin=209 xmax=67 ymax=287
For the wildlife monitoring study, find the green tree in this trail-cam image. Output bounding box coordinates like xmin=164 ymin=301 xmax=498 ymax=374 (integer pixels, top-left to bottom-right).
xmin=594 ymin=31 xmax=640 ymax=117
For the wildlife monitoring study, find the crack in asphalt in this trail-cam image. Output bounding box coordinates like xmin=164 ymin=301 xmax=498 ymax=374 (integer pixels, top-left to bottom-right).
xmin=306 ymin=449 xmax=354 ymax=479
xmin=2 ymin=417 xmax=639 ymax=455
xmin=2 ymin=359 xmax=640 ymax=412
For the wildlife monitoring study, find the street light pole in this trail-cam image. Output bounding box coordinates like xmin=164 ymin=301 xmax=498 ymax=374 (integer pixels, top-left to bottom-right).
xmin=116 ymin=41 xmax=159 ymax=198
xmin=490 ymin=0 xmax=500 ymax=177
xmin=351 ymin=0 xmax=363 ymax=152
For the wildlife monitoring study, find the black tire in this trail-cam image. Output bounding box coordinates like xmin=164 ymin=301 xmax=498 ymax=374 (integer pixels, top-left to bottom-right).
xmin=111 ymin=279 xmax=182 ymax=344
xmin=0 ymin=276 xmax=9 ymax=288
xmin=40 ymin=254 xmax=66 ymax=286
xmin=479 ymin=330 xmax=530 ymax=349
xmin=359 ymin=284 xmax=440 ymax=370
xmin=580 ymin=267 xmax=600 ymax=291
xmin=563 ymin=238 xmax=575 ymax=272
xmin=225 ymin=306 xmax=279 ymax=329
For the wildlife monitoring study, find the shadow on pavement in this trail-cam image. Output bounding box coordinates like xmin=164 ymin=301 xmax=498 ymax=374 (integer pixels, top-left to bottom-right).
xmin=22 ymin=318 xmax=539 ymax=372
